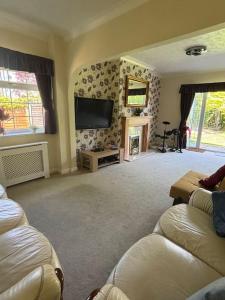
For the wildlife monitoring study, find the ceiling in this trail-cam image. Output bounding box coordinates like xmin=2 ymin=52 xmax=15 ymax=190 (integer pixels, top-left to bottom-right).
xmin=0 ymin=0 xmax=147 ymax=40
xmin=127 ymin=28 xmax=225 ymax=75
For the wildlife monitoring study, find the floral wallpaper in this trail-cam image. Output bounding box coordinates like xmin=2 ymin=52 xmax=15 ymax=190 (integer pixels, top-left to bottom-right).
xmin=74 ymin=58 xmax=160 ymax=160
xmin=74 ymin=60 xmax=120 ymax=155
xmin=118 ymin=60 xmax=160 ymax=144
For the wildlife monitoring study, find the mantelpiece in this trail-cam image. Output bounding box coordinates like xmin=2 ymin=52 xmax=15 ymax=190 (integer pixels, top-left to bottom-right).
xmin=121 ymin=116 xmax=152 ymax=161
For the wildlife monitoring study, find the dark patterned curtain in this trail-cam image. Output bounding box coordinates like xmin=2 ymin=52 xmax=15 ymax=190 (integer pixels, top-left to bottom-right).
xmin=179 ymin=82 xmax=225 ymax=148
xmin=179 ymin=91 xmax=195 ymax=148
xmin=180 ymin=82 xmax=225 ymax=94
xmin=35 ymin=74 xmax=56 ymax=134
xmin=0 ymin=47 xmax=56 ymax=134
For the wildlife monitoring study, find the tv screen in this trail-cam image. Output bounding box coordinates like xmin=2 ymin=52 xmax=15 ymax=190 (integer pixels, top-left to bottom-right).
xmin=75 ymin=97 xmax=114 ymax=129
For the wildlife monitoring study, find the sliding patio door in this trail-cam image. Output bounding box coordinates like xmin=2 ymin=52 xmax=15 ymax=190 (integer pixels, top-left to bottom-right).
xmin=187 ymin=92 xmax=225 ymax=152
xmin=187 ymin=93 xmax=205 ymax=148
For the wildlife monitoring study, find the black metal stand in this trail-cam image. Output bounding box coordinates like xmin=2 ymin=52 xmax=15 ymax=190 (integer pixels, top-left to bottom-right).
xmin=155 ymin=122 xmax=183 ymax=154
xmin=155 ymin=121 xmax=170 ymax=153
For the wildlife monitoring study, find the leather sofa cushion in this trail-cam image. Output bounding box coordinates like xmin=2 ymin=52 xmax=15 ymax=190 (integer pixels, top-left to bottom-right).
xmin=189 ymin=188 xmax=213 ymax=215
xmin=170 ymin=171 xmax=207 ymax=202
xmin=0 ymin=199 xmax=28 ymax=234
xmin=154 ymin=204 xmax=225 ymax=275
xmin=0 ymin=225 xmax=58 ymax=294
xmin=107 ymin=234 xmax=220 ymax=300
xmin=95 ymin=284 xmax=130 ymax=300
xmin=0 ymin=265 xmax=61 ymax=300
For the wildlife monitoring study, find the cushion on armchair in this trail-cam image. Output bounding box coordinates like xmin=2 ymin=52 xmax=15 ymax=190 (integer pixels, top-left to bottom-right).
xmin=0 ymin=225 xmax=60 ymax=294
xmin=199 ymin=165 xmax=225 ymax=189
xmin=189 ymin=188 xmax=213 ymax=215
xmin=212 ymin=191 xmax=225 ymax=237
xmin=0 ymin=199 xmax=28 ymax=234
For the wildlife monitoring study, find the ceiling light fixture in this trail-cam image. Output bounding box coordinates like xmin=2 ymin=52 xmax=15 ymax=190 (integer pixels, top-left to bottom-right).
xmin=185 ymin=45 xmax=207 ymax=56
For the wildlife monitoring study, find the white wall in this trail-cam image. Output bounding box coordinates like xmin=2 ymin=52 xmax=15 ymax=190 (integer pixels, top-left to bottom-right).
xmin=0 ymin=30 xmax=70 ymax=174
xmin=158 ymin=71 xmax=225 ymax=133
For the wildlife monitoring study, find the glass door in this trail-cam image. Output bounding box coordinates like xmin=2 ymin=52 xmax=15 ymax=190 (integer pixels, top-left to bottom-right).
xmin=187 ymin=92 xmax=225 ymax=152
xmin=187 ymin=93 xmax=205 ymax=148
xmin=201 ymin=92 xmax=225 ymax=151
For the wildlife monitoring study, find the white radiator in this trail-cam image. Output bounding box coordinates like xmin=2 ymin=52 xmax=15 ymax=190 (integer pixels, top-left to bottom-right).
xmin=0 ymin=142 xmax=50 ymax=187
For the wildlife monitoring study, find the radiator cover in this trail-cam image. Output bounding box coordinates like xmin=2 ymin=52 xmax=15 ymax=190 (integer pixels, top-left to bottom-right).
xmin=0 ymin=142 xmax=50 ymax=187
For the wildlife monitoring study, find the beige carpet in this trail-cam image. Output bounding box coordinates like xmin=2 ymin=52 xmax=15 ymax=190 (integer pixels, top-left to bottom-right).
xmin=7 ymin=150 xmax=225 ymax=300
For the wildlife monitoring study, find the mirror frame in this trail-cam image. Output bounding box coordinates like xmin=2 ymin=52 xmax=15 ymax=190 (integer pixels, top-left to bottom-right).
xmin=125 ymin=75 xmax=149 ymax=107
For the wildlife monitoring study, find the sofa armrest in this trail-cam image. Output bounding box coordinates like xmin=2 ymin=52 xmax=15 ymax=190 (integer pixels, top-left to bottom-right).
xmin=189 ymin=188 xmax=213 ymax=215
xmin=0 ymin=265 xmax=61 ymax=300
xmin=93 ymin=284 xmax=130 ymax=300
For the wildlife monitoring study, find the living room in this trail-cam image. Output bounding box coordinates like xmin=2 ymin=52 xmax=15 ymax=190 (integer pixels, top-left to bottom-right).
xmin=0 ymin=1 xmax=225 ymax=300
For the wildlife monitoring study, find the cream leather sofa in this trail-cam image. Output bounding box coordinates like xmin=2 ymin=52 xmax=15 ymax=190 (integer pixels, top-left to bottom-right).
xmin=0 ymin=185 xmax=63 ymax=300
xmin=92 ymin=188 xmax=224 ymax=300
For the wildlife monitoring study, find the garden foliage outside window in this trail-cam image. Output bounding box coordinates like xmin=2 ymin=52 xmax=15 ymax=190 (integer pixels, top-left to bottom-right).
xmin=0 ymin=68 xmax=44 ymax=136
xmin=0 ymin=47 xmax=56 ymax=136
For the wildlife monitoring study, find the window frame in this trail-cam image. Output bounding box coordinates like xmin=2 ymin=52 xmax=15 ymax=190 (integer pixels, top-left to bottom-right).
xmin=0 ymin=69 xmax=44 ymax=137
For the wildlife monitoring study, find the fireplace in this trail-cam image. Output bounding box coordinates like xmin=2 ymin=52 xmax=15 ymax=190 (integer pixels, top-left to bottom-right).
xmin=121 ymin=116 xmax=152 ymax=161
xmin=129 ymin=136 xmax=140 ymax=155
xmin=128 ymin=126 xmax=142 ymax=156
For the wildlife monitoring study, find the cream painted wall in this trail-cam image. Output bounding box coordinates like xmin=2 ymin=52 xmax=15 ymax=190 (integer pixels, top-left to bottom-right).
xmin=48 ymin=35 xmax=71 ymax=173
xmin=67 ymin=0 xmax=225 ymax=75
xmin=0 ymin=29 xmax=69 ymax=173
xmin=1 ymin=28 xmax=50 ymax=58
xmin=158 ymin=71 xmax=225 ymax=133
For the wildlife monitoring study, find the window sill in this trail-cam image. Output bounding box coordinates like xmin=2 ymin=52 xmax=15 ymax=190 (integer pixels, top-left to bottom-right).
xmin=0 ymin=132 xmax=45 ymax=138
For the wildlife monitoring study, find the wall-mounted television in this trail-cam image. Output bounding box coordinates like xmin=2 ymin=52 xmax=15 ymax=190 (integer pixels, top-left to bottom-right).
xmin=75 ymin=97 xmax=114 ymax=129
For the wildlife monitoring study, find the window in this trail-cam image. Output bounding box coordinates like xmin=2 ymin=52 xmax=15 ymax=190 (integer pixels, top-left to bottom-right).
xmin=187 ymin=92 xmax=225 ymax=151
xmin=0 ymin=68 xmax=44 ymax=136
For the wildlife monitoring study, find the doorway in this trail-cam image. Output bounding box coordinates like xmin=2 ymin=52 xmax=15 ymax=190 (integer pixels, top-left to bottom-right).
xmin=187 ymin=91 xmax=225 ymax=152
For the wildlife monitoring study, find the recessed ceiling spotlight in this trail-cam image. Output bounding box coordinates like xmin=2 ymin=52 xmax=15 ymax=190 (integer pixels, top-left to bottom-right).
xmin=185 ymin=45 xmax=207 ymax=56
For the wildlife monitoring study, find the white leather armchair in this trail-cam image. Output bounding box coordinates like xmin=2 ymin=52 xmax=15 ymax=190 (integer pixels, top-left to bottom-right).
xmin=0 ymin=265 xmax=61 ymax=300
xmin=0 ymin=189 xmax=63 ymax=300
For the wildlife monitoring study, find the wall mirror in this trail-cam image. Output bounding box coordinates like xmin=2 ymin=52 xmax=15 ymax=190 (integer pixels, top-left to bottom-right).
xmin=125 ymin=75 xmax=149 ymax=107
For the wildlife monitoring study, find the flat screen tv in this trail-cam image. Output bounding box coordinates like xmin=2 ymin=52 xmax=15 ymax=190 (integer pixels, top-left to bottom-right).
xmin=75 ymin=97 xmax=114 ymax=129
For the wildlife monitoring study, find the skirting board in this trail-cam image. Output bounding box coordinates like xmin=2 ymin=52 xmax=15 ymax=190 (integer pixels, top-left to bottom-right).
xmin=51 ymin=167 xmax=78 ymax=175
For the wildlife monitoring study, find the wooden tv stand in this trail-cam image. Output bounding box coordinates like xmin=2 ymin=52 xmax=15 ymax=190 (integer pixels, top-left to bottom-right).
xmin=80 ymin=149 xmax=124 ymax=172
